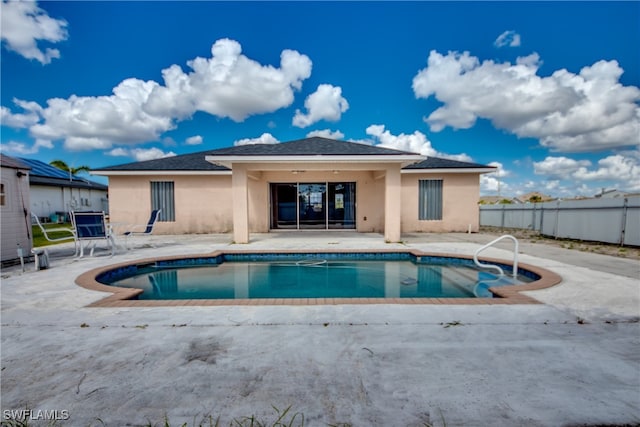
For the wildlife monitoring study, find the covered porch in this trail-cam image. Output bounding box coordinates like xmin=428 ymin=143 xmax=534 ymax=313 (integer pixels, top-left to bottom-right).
xmin=212 ymin=160 xmax=419 ymax=244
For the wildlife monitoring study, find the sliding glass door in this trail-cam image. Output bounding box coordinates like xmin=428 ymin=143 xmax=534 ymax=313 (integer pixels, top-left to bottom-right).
xmin=328 ymin=182 xmax=356 ymax=229
xmin=270 ymin=182 xmax=356 ymax=230
xmin=298 ymin=183 xmax=326 ymax=229
xmin=271 ymin=183 xmax=297 ymax=229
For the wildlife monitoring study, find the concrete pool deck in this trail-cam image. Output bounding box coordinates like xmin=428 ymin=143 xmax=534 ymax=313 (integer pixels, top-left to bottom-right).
xmin=1 ymin=232 xmax=639 ymax=426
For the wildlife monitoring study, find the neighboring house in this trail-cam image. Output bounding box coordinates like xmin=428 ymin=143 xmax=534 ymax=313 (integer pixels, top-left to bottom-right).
xmin=513 ymin=191 xmax=554 ymax=204
xmin=17 ymin=158 xmax=109 ymax=222
xmin=479 ymin=196 xmax=505 ymax=205
xmin=93 ymin=137 xmax=496 ymax=243
xmin=593 ymin=188 xmax=639 ymax=199
xmin=1 ymin=154 xmax=32 ymax=263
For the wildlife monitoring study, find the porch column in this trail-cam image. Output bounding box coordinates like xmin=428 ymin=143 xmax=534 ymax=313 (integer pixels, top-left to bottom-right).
xmin=384 ymin=165 xmax=402 ymax=242
xmin=232 ymin=164 xmax=249 ymax=244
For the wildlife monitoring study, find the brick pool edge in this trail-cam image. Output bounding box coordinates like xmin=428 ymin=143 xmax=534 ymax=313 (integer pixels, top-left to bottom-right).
xmin=75 ymin=249 xmax=562 ymax=307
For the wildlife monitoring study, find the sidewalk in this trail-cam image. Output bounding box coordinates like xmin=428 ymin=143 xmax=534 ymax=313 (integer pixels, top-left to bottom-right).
xmin=1 ymin=233 xmax=638 ymax=426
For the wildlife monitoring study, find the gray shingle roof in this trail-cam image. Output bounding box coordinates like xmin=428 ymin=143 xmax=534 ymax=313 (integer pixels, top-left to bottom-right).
xmin=94 ymin=150 xmax=230 ymax=172
xmin=94 ymin=137 xmax=493 ymax=172
xmin=404 ymin=157 xmax=496 ymax=170
xmin=208 ymin=137 xmax=416 ymax=156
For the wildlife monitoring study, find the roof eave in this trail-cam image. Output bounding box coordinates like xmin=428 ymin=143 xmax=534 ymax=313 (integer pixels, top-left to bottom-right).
xmin=205 ymin=154 xmax=426 ymax=169
xmin=402 ymin=167 xmax=497 ymax=174
xmin=91 ymin=170 xmax=232 ymax=176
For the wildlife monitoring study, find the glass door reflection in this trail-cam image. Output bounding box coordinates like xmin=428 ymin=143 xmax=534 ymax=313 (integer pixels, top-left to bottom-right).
xmin=271 ymin=183 xmax=298 ymax=229
xmin=298 ymin=183 xmax=326 ymax=229
xmin=270 ymin=182 xmax=356 ymax=230
xmin=328 ymin=183 xmax=356 ymax=229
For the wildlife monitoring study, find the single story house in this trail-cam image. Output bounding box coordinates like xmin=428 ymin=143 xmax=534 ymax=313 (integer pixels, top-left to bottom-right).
xmin=18 ymin=158 xmax=109 ymax=222
xmin=93 ymin=137 xmax=496 ymax=243
xmin=1 ymin=154 xmax=32 ymax=263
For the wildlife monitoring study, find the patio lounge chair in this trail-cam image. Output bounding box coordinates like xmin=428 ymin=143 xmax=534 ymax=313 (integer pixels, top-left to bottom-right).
xmin=71 ymin=211 xmax=116 ymax=257
xmin=122 ymin=209 xmax=161 ymax=249
xmin=31 ymin=212 xmax=78 ymax=256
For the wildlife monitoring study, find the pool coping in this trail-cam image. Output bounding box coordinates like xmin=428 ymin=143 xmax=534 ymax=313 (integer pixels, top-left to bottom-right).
xmin=75 ymin=249 xmax=562 ymax=307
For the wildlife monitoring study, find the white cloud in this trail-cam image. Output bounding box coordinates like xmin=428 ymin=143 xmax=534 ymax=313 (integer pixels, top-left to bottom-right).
xmin=413 ymin=50 xmax=640 ymax=152
xmin=0 ymin=138 xmax=52 ymax=155
xmin=185 ymin=135 xmax=203 ymax=145
xmin=533 ymin=156 xmax=592 ymax=179
xmin=146 ymin=38 xmax=312 ymax=122
xmin=544 ymin=180 xmax=560 ymax=191
xmin=480 ymin=174 xmax=510 ymax=194
xmin=481 ymin=162 xmax=510 ymax=194
xmin=573 ymin=153 xmax=640 ymax=187
xmin=1 ymin=100 xmax=42 ymax=128
xmin=107 ymin=147 xmax=176 ymax=161
xmin=28 ymin=79 xmax=175 ymax=151
xmin=494 ymin=31 xmax=521 ymax=48
xmin=293 ymin=84 xmax=349 ymax=128
xmin=534 ymin=152 xmax=640 ymax=192
xmin=488 ymin=161 xmax=509 ymax=177
xmin=306 ymin=129 xmax=345 ymax=140
xmin=1 ymin=39 xmax=312 ymax=151
xmin=0 ymin=0 xmax=68 ymax=64
xmin=0 ymin=141 xmax=36 ymax=155
xmin=365 ymin=124 xmax=473 ymax=161
xmin=131 ymin=147 xmax=176 ymax=162
xmin=234 ymin=133 xmax=279 ymax=146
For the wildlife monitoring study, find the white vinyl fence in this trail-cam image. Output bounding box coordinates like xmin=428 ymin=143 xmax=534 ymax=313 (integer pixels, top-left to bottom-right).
xmin=479 ymin=196 xmax=640 ymax=246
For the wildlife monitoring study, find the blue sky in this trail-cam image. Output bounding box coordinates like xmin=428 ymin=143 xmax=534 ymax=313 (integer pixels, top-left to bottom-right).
xmin=2 ymin=1 xmax=639 ymax=197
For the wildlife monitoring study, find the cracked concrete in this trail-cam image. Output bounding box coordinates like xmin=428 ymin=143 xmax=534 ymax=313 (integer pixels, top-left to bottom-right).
xmin=1 ymin=232 xmax=638 ymax=426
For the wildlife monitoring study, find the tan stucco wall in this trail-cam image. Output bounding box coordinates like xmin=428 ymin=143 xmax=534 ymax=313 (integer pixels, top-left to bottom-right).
xmin=106 ymin=169 xmax=482 ymax=236
xmin=108 ymin=175 xmax=233 ymax=234
xmin=401 ymin=173 xmax=481 ymax=232
xmin=246 ymin=169 xmax=385 ymax=233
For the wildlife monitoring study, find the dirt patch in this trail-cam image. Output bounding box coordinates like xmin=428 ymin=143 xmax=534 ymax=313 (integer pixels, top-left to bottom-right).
xmin=480 ymin=226 xmax=640 ymax=260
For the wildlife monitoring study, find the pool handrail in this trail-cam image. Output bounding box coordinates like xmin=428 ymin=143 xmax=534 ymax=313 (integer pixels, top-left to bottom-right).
xmin=473 ymin=234 xmax=519 ymax=278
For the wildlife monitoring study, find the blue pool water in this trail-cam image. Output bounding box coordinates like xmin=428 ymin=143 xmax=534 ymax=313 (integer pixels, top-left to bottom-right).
xmin=99 ymin=253 xmax=537 ymax=300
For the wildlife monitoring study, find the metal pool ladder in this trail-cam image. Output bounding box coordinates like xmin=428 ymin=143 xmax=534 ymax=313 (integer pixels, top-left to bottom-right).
xmin=473 ymin=234 xmax=519 ymax=278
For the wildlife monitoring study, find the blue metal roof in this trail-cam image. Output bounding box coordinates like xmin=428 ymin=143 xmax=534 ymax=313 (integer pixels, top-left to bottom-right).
xmin=16 ymin=157 xmax=107 ymax=190
xmin=17 ymin=158 xmax=83 ymax=180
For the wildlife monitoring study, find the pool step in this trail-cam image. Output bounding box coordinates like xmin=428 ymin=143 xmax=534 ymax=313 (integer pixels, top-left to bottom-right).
xmin=476 ymin=274 xmax=530 ymax=295
xmin=438 ymin=267 xmax=484 ymax=297
xmin=437 ymin=267 xmax=527 ymax=298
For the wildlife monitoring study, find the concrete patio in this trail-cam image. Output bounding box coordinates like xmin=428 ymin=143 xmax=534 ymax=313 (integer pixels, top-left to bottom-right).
xmin=1 ymin=232 xmax=638 ymax=426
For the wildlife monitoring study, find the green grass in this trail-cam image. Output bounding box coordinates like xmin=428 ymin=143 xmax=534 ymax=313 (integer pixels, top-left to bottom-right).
xmin=32 ymin=223 xmax=75 ymax=247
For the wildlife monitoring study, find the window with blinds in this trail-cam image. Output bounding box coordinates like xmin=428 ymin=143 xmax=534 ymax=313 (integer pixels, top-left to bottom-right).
xmin=418 ymin=179 xmax=443 ymax=221
xmin=150 ymin=181 xmax=175 ymax=222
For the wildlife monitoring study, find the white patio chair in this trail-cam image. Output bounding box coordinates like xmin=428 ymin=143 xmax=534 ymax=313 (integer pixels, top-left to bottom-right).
xmin=122 ymin=209 xmax=161 ymax=249
xmin=31 ymin=212 xmax=78 ymax=256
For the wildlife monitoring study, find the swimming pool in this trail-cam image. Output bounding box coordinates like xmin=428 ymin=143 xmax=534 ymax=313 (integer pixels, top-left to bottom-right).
xmin=93 ymin=251 xmax=544 ymax=301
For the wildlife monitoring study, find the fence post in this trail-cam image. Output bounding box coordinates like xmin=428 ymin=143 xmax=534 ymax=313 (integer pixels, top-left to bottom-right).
xmin=501 ymin=204 xmax=506 ymax=229
xmin=531 ymin=203 xmax=536 ymax=230
xmin=554 ymin=201 xmax=560 ymax=239
xmin=620 ymin=197 xmax=628 ymax=246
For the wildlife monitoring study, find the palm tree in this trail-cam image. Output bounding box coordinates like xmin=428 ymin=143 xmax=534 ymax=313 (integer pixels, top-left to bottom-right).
xmin=49 ymin=160 xmax=91 ymax=181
